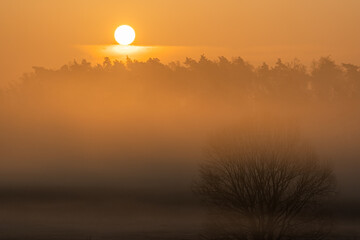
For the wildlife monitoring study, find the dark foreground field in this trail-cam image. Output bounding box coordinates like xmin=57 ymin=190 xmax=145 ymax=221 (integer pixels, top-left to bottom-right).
xmin=0 ymin=188 xmax=359 ymax=240
xmin=0 ymin=188 xmax=203 ymax=240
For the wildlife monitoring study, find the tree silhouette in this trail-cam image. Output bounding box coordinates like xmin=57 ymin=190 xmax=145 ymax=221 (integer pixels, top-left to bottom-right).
xmin=194 ymin=125 xmax=336 ymax=240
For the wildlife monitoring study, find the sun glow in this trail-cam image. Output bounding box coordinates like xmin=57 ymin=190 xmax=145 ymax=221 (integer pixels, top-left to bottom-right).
xmin=114 ymin=25 xmax=136 ymax=46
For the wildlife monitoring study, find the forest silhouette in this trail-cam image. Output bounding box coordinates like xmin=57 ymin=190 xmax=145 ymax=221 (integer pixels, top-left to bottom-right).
xmin=13 ymin=55 xmax=360 ymax=104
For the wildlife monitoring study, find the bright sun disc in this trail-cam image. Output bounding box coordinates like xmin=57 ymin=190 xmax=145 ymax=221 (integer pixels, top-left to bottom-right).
xmin=114 ymin=25 xmax=136 ymax=46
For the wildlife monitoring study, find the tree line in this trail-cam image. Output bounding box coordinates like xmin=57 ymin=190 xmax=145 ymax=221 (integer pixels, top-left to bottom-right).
xmin=15 ymin=56 xmax=360 ymax=106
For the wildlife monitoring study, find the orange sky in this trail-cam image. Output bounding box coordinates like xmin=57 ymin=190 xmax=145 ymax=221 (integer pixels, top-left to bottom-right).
xmin=1 ymin=0 xmax=360 ymax=87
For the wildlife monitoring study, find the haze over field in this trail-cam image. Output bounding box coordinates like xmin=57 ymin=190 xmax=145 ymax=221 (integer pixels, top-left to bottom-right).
xmin=1 ymin=57 xmax=360 ymax=238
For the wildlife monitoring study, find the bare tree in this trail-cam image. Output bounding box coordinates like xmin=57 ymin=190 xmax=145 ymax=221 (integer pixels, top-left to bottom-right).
xmin=194 ymin=124 xmax=336 ymax=240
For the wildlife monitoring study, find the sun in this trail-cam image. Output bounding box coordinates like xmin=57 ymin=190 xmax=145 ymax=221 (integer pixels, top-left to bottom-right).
xmin=114 ymin=25 xmax=136 ymax=46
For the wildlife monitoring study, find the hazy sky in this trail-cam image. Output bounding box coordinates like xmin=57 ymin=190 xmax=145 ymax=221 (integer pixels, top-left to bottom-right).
xmin=1 ymin=0 xmax=360 ymax=86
